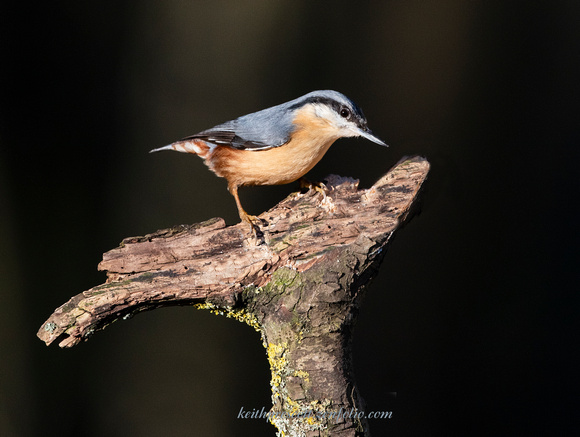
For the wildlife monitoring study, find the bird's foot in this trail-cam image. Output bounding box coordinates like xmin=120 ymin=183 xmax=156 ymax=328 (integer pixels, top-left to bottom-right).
xmin=242 ymin=214 xmax=268 ymax=242
xmin=299 ymin=178 xmax=328 ymax=199
xmin=299 ymin=178 xmax=336 ymax=212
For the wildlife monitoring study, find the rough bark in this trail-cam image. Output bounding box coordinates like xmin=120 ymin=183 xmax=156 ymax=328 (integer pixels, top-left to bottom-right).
xmin=38 ymin=156 xmax=430 ymax=436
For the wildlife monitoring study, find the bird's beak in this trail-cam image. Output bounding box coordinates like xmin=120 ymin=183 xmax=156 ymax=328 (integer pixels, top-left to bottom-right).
xmin=357 ymin=127 xmax=388 ymax=147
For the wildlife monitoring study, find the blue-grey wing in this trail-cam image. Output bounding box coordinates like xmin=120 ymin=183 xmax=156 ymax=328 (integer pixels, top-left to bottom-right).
xmin=182 ymin=103 xmax=296 ymax=150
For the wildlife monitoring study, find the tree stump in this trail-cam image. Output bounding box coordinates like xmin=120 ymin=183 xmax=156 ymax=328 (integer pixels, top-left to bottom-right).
xmin=38 ymin=156 xmax=430 ymax=436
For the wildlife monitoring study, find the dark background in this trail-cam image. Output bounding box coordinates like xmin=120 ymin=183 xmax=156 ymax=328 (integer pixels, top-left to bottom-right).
xmin=1 ymin=1 xmax=578 ymax=436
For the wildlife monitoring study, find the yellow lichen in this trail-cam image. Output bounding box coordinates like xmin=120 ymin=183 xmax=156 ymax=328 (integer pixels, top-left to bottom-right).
xmin=267 ymin=342 xmax=288 ymax=375
xmin=194 ymin=302 xmax=261 ymax=332
xmin=293 ymin=369 xmax=310 ymax=384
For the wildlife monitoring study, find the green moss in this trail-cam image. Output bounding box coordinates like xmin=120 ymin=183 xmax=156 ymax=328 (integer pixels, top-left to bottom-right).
xmin=262 ymin=268 xmax=300 ymax=295
xmin=132 ymin=271 xmax=156 ymax=282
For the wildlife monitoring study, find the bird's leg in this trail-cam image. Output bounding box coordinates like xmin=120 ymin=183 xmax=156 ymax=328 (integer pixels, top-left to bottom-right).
xmin=228 ymin=183 xmax=264 ymax=236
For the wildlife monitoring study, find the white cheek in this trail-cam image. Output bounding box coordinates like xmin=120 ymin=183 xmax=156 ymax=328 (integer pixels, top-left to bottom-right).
xmin=346 ymin=125 xmax=363 ymax=137
xmin=313 ymin=104 xmax=335 ymax=120
xmin=313 ymin=104 xmax=347 ymax=127
xmin=310 ymin=103 xmax=360 ymax=138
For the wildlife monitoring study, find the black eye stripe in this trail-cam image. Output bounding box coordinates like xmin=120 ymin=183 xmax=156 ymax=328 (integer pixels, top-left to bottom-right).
xmin=289 ymin=95 xmax=366 ymax=125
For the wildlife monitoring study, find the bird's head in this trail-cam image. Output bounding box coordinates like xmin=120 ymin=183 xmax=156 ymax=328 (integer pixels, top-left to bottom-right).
xmin=288 ymin=90 xmax=387 ymax=146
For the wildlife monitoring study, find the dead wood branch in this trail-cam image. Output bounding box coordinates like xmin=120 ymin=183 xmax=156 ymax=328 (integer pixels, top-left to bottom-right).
xmin=38 ymin=156 xmax=429 ymax=436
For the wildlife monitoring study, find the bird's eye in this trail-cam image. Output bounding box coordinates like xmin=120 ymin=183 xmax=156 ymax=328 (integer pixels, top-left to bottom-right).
xmin=340 ymin=107 xmax=351 ymax=118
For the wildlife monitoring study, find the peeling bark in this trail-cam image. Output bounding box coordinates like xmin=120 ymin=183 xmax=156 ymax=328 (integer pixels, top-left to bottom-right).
xmin=38 ymin=156 xmax=430 ymax=436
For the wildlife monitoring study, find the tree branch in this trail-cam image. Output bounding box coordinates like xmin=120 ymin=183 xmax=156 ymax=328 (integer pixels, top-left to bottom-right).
xmin=38 ymin=156 xmax=429 ymax=436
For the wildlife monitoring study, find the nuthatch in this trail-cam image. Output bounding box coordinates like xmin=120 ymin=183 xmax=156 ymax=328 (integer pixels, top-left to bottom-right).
xmin=151 ymin=90 xmax=387 ymax=234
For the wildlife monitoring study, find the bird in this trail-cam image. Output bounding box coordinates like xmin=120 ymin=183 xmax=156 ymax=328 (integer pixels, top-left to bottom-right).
xmin=150 ymin=90 xmax=387 ymax=235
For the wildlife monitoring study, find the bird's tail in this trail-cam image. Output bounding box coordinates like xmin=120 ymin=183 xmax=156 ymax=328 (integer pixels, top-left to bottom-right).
xmin=149 ymin=140 xmax=211 ymax=158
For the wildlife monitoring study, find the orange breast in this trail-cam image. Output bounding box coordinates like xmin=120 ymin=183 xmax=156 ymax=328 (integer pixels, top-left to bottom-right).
xmin=208 ymin=109 xmax=340 ymax=187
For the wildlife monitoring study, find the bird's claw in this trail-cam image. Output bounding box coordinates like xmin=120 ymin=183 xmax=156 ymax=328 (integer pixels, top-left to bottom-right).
xmin=299 ymin=178 xmax=328 ymax=199
xmin=243 ymin=214 xmax=268 ymax=242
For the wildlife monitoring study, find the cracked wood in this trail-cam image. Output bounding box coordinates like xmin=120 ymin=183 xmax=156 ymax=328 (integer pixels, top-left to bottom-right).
xmin=38 ymin=156 xmax=428 ymax=349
